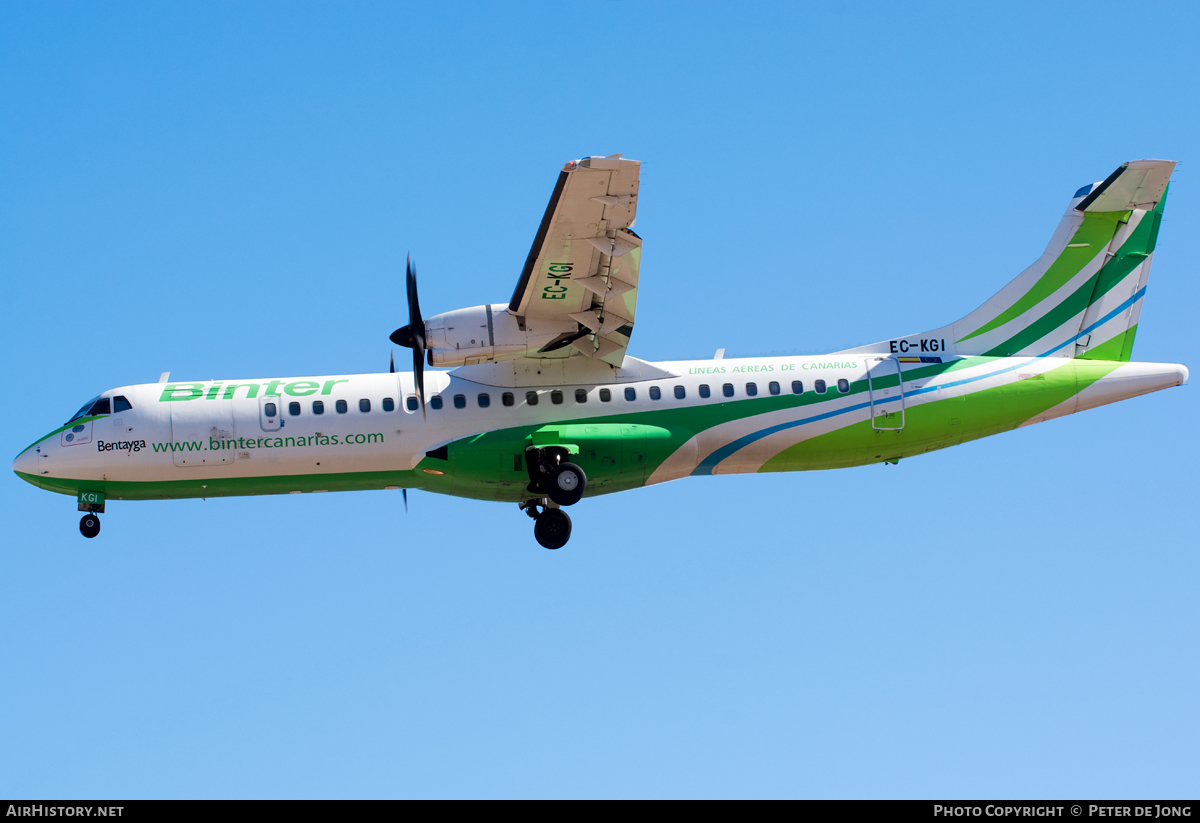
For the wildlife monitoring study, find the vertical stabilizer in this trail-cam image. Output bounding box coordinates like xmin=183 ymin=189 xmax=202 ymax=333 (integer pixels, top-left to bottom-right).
xmin=842 ymin=160 xmax=1174 ymax=361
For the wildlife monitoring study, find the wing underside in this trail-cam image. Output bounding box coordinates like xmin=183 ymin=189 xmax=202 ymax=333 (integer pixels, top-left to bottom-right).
xmin=508 ymin=155 xmax=642 ymax=366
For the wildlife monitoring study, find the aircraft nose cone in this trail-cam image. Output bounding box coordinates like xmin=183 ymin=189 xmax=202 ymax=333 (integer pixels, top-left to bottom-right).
xmin=13 ymin=447 xmax=38 ymax=476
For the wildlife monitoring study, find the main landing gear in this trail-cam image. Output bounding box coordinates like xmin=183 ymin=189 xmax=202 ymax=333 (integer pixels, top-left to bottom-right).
xmin=521 ymin=446 xmax=587 ymax=549
xmin=79 ymin=513 xmax=100 ymax=538
xmin=521 ymin=499 xmax=572 ymax=549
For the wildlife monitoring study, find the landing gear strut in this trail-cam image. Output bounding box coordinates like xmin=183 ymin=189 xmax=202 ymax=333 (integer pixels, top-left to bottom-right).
xmin=520 ymin=498 xmax=573 ymax=550
xmin=524 ymin=446 xmax=587 ymax=506
xmin=79 ymin=513 xmax=100 ymax=538
xmin=520 ymin=446 xmax=586 ymax=548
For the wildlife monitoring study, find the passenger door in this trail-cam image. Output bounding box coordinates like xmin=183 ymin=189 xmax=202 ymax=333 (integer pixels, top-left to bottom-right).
xmin=865 ymin=357 xmax=905 ymax=431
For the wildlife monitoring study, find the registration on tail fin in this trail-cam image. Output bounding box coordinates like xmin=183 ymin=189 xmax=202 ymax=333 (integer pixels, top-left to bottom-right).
xmin=844 ymin=160 xmax=1175 ymax=361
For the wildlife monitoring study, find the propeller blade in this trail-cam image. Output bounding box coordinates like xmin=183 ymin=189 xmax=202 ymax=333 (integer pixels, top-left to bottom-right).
xmin=407 ymin=257 xmax=427 ymax=418
xmin=402 ymin=488 xmax=408 ymax=513
xmin=413 ymin=347 xmax=425 ymax=419
xmin=388 ymin=256 xmax=428 ymax=418
xmin=390 ymin=350 xmax=395 ymax=374
xmin=406 ymin=256 xmax=425 ymax=351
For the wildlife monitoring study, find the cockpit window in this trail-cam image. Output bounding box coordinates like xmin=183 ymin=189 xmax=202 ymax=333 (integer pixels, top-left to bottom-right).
xmin=67 ymin=396 xmax=101 ymax=423
xmin=113 ymin=396 xmax=132 ymax=413
xmin=89 ymin=398 xmax=111 ymax=416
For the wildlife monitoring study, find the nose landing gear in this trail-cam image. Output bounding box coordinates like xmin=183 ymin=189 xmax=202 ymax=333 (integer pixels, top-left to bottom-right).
xmin=79 ymin=513 xmax=101 ymax=538
xmin=520 ymin=499 xmax=573 ymax=550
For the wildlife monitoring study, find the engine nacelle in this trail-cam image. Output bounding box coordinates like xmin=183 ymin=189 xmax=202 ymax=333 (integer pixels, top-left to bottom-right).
xmin=425 ymin=304 xmax=576 ymax=367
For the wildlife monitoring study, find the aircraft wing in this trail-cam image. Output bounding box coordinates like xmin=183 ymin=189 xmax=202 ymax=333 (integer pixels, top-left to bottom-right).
xmin=508 ymin=155 xmax=642 ymax=366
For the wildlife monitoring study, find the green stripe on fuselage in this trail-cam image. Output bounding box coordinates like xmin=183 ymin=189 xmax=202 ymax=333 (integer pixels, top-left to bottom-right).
xmin=16 ymin=468 xmax=425 ymax=501
xmin=759 ymin=360 xmax=1121 ymax=472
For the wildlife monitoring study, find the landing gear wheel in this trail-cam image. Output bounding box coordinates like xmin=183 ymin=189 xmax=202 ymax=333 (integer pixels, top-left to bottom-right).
xmin=533 ymin=508 xmax=572 ymax=550
xmin=79 ymin=514 xmax=100 ymax=539
xmin=546 ymin=462 xmax=586 ymax=506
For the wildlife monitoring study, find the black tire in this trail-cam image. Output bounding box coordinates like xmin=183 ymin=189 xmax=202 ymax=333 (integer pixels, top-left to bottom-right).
xmin=546 ymin=462 xmax=586 ymax=506
xmin=533 ymin=508 xmax=572 ymax=550
xmin=79 ymin=514 xmax=100 ymax=539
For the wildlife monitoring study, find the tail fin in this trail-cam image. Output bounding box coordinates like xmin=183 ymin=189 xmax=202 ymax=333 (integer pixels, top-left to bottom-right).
xmin=844 ymin=160 xmax=1175 ymax=361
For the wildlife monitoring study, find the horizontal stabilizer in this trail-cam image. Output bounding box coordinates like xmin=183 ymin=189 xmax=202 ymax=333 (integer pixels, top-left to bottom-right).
xmin=1077 ymin=160 xmax=1175 ymax=212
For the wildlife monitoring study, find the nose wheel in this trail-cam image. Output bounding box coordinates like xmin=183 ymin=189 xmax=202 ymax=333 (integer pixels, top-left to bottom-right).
xmin=520 ymin=499 xmax=573 ymax=549
xmin=79 ymin=513 xmax=101 ymax=538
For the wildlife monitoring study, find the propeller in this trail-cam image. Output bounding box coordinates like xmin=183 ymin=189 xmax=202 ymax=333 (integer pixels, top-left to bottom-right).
xmin=389 ymin=256 xmax=427 ymax=418
xmin=402 ymin=488 xmax=408 ymax=513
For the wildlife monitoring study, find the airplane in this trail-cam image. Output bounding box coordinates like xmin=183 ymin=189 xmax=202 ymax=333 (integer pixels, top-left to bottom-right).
xmin=12 ymin=155 xmax=1189 ymax=549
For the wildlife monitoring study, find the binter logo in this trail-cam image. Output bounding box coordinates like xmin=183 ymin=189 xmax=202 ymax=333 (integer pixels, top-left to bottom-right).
xmin=159 ymin=379 xmax=352 ymax=402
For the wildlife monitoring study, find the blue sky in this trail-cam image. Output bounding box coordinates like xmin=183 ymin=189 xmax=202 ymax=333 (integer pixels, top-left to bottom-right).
xmin=2 ymin=2 xmax=1197 ymax=798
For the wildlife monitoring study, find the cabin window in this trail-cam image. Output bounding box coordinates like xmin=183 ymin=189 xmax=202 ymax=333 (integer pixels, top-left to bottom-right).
xmin=89 ymin=398 xmax=111 ymax=416
xmin=288 ymin=402 xmax=301 ymax=416
xmin=453 ymin=394 xmax=466 ymax=409
xmin=264 ymin=402 xmax=277 ymax=417
xmin=336 ymin=399 xmax=348 ymax=414
xmin=649 ymin=386 xmax=661 ymax=400
xmin=768 ymin=381 xmax=780 ymax=396
xmin=674 ymin=385 xmax=686 ymax=399
xmin=502 ymin=392 xmax=514 ymax=407
xmin=575 ymin=389 xmax=588 ymax=403
xmin=551 ymin=390 xmax=564 ymax=405
xmin=526 ymin=391 xmax=538 ymax=406
xmin=382 ymin=397 xmax=395 ymax=412
xmin=745 ymin=382 xmax=758 ymax=397
xmin=313 ymin=400 xmax=325 ymax=415
xmin=837 ymin=378 xmax=850 ymax=393
xmin=722 ymin=383 xmax=734 ymax=398
xmin=478 ymin=394 xmax=490 ymax=408
xmin=624 ymin=387 xmax=636 ymax=401
xmin=430 ymin=395 xmax=444 ymax=410
xmin=815 ymin=380 xmax=827 ymax=394
xmin=406 ymin=396 xmax=418 ymax=411
xmin=359 ymin=398 xmax=371 ymax=413
xmin=792 ymin=380 xmax=803 ymax=394
xmin=699 ymin=384 xmax=711 ymax=398
xmin=113 ymin=396 xmax=132 ymax=413
xmin=599 ymin=388 xmax=612 ymax=402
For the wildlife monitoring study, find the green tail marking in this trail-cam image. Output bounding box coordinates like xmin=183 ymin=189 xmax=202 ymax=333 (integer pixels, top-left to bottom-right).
xmin=958 ymin=211 xmax=1127 ymax=343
